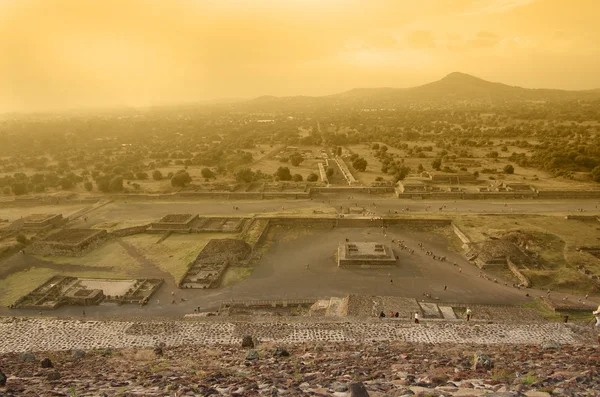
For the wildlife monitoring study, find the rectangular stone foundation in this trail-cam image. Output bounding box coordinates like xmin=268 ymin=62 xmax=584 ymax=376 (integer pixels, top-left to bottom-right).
xmin=337 ymin=242 xmax=396 ymax=267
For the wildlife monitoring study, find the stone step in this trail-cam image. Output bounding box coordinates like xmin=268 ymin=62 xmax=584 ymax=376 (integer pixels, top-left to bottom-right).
xmin=419 ymin=302 xmax=442 ymax=318
xmin=439 ymin=306 xmax=457 ymax=320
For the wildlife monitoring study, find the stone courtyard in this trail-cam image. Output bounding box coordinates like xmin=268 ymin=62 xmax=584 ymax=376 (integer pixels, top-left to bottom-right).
xmin=0 ymin=317 xmax=593 ymax=354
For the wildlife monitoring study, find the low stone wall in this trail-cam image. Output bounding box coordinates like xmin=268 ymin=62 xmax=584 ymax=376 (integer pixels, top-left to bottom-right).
xmin=538 ymin=190 xmax=600 ymax=199
xmin=398 ymin=192 xmax=538 ymax=200
xmin=452 ymin=223 xmax=471 ymax=246
xmin=311 ymin=187 xmax=394 ymax=194
xmin=267 ymin=217 xmax=451 ymax=229
xmin=507 ymin=257 xmax=530 ymax=287
xmin=109 ymin=225 xmax=150 ymax=238
xmin=565 ymin=215 xmax=600 ymax=222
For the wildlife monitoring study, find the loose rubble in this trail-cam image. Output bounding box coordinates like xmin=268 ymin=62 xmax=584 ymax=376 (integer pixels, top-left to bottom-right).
xmin=1 ymin=342 xmax=599 ymax=396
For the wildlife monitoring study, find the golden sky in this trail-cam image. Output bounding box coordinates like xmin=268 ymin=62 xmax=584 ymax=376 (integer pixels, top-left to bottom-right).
xmin=1 ymin=0 xmax=599 ymax=112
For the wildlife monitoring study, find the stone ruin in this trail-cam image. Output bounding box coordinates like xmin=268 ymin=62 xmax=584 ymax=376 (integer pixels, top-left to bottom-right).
xmin=465 ymin=239 xmax=531 ymax=268
xmin=196 ymin=217 xmax=246 ymax=233
xmin=19 ymin=213 xmax=65 ymax=232
xmin=180 ymin=239 xmax=251 ymax=289
xmin=337 ymin=242 xmax=396 ymax=267
xmin=27 ymin=228 xmax=108 ymax=256
xmin=149 ymin=214 xmax=200 ymax=233
xmin=13 ymin=276 xmax=163 ymax=310
xmin=149 ymin=214 xmax=246 ymax=233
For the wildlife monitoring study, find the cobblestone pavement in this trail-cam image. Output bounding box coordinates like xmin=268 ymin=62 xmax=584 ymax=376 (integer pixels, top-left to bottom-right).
xmin=0 ymin=317 xmax=592 ymax=353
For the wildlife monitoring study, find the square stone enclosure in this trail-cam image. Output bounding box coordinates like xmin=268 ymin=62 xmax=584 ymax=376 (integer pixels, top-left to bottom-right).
xmin=337 ymin=242 xmax=396 ymax=267
xmin=151 ymin=214 xmax=199 ymax=232
xmin=28 ymin=229 xmax=108 ymax=256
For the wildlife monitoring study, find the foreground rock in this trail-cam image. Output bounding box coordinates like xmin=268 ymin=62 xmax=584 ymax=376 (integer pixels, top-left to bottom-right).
xmin=0 ymin=342 xmax=598 ymax=396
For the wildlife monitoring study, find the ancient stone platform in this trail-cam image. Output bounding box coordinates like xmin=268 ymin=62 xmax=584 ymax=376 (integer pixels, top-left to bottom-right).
xmin=0 ymin=317 xmax=592 ymax=353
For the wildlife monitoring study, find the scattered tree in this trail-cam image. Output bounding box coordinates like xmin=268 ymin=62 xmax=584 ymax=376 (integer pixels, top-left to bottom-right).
xmin=16 ymin=234 xmax=29 ymax=245
xmin=591 ymin=165 xmax=600 ymax=182
xmin=274 ymin=166 xmax=292 ymax=181
xmin=152 ymin=170 xmax=163 ymax=180
xmin=201 ymin=168 xmax=215 ymax=179
xmin=171 ymin=171 xmax=192 ymax=187
xmin=290 ymin=153 xmax=304 ymax=167
xmin=109 ymin=176 xmax=124 ymax=191
xmin=432 ymin=158 xmax=442 ymax=171
xmin=352 ymin=157 xmax=367 ymax=172
xmin=84 ymin=181 xmax=93 ymax=191
xmin=503 ymin=164 xmax=515 ymax=174
xmin=307 ymin=172 xmax=319 ymax=182
xmin=292 ymin=173 xmax=303 ymax=182
xmin=235 ymin=168 xmax=254 ymax=183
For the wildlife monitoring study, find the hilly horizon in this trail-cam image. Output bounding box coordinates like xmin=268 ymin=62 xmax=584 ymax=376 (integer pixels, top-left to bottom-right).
xmin=237 ymin=72 xmax=600 ymax=111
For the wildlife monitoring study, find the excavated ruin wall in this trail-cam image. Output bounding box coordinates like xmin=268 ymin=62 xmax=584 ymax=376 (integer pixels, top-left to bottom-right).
xmin=109 ymin=225 xmax=150 ymax=237
xmin=507 ymin=257 xmax=530 ymax=287
xmin=267 ymin=217 xmax=451 ymax=229
xmin=537 ymin=190 xmax=600 ymax=199
xmin=27 ymin=231 xmax=108 ymax=257
xmin=311 ymin=187 xmax=394 ymax=194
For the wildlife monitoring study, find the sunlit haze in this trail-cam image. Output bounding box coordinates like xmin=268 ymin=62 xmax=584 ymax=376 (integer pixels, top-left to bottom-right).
xmin=1 ymin=0 xmax=599 ymax=112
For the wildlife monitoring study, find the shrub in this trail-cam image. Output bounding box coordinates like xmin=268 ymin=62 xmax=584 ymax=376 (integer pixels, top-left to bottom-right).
xmin=152 ymin=170 xmax=163 ymax=180
xmin=306 ymin=173 xmax=318 ymax=182
xmin=274 ymin=166 xmax=292 ymax=181
xmin=201 ymin=168 xmax=215 ymax=179
xmin=16 ymin=234 xmax=29 ymax=245
xmin=352 ymin=157 xmax=367 ymax=172
xmin=503 ymin=164 xmax=515 ymax=174
xmin=171 ymin=171 xmax=192 ymax=187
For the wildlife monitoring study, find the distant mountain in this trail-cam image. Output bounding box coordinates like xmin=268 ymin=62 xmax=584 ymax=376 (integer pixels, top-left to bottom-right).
xmin=237 ymin=72 xmax=600 ymax=110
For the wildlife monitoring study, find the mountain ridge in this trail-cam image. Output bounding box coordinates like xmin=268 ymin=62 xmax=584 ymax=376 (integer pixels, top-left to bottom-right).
xmin=238 ymin=72 xmax=599 ymax=110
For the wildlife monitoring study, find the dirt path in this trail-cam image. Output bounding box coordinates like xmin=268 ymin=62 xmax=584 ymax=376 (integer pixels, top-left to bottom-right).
xmin=0 ymin=252 xmax=113 ymax=280
xmin=114 ymin=239 xmax=174 ymax=283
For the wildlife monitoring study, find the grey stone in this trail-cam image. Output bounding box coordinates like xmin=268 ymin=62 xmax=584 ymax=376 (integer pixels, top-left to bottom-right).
xmin=473 ymin=351 xmax=494 ymax=371
xmin=540 ymin=340 xmax=561 ymax=350
xmin=241 ymin=335 xmax=254 ymax=348
xmin=46 ymin=370 xmax=61 ymax=381
xmin=40 ymin=357 xmax=53 ymax=368
xmin=350 ymin=381 xmax=370 ymax=397
xmin=332 ymin=381 xmax=348 ymax=392
xmin=246 ymin=349 xmax=259 ymax=361
xmin=71 ymin=350 xmax=85 ymax=360
xmin=20 ymin=353 xmax=36 ymax=362
xmin=274 ymin=346 xmax=290 ymax=357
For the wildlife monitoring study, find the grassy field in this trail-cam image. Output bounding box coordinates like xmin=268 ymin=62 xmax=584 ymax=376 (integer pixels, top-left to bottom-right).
xmin=123 ymin=233 xmax=239 ymax=283
xmin=521 ymin=298 xmax=597 ymax=323
xmin=33 ymin=240 xmax=142 ymax=273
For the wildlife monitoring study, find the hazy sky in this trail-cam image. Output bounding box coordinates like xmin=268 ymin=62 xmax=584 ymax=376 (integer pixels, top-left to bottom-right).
xmin=1 ymin=0 xmax=599 ymax=112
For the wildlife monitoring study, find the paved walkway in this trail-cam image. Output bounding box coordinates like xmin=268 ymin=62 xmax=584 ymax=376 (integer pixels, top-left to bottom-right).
xmin=0 ymin=317 xmax=592 ymax=353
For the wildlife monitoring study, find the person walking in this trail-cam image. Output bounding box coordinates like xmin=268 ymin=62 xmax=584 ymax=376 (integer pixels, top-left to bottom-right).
xmin=414 ymin=312 xmax=420 ymax=324
xmin=465 ymin=307 xmax=472 ymax=321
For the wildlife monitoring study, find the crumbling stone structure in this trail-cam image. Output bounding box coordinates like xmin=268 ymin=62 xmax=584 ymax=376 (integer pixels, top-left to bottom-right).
xmin=13 ymin=276 xmax=163 ymax=309
xmin=180 ymin=239 xmax=251 ymax=288
xmin=27 ymin=229 xmax=108 ymax=256
xmin=150 ymin=214 xmax=199 ymax=233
